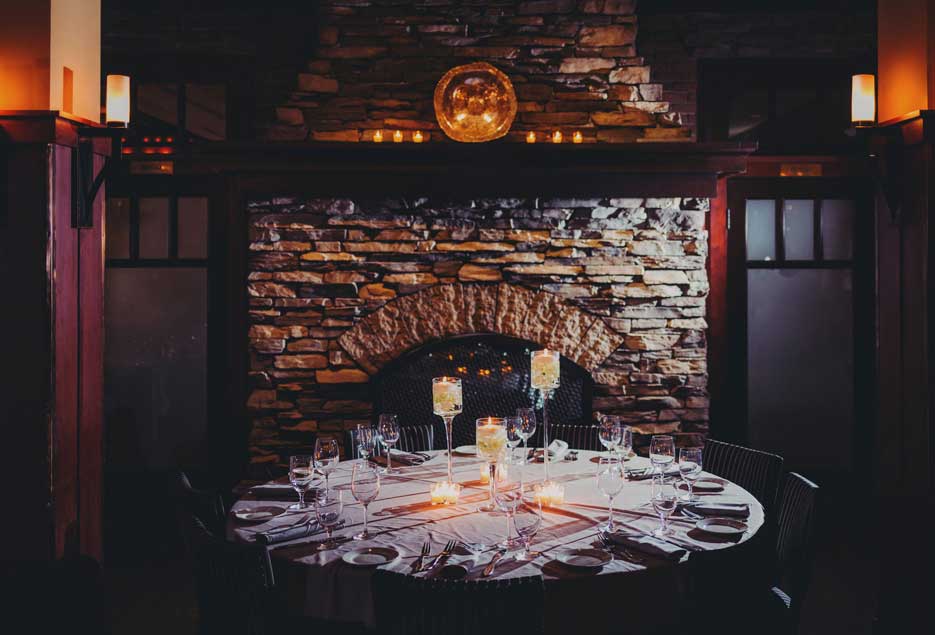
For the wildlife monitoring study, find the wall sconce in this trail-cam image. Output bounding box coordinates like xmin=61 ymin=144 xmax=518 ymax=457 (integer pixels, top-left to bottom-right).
xmin=851 ymin=74 xmax=875 ymax=128
xmin=74 ymin=74 xmax=131 ymax=227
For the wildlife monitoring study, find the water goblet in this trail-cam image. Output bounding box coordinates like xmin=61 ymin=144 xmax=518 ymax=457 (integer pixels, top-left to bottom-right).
xmin=619 ymin=425 xmax=633 ymax=462
xmin=378 ymin=414 xmax=401 ymax=474
xmin=314 ymin=437 xmax=340 ymax=490
xmin=516 ymin=408 xmax=537 ymax=464
xmin=598 ymin=415 xmax=623 ymax=460
xmin=513 ymin=500 xmax=543 ymax=561
xmin=314 ymin=489 xmax=344 ymax=550
xmin=494 ymin=463 xmax=523 ymax=550
xmin=351 ymin=463 xmax=380 ymax=540
xmin=650 ymin=475 xmax=678 ymax=537
xmin=505 ymin=416 xmax=523 ymax=464
xmin=649 ymin=434 xmax=675 ymax=475
xmin=355 ymin=425 xmax=376 ymax=460
xmin=678 ymin=447 xmax=703 ymax=502
xmin=288 ymin=454 xmax=315 ymax=511
xmin=595 ymin=457 xmax=625 ymax=532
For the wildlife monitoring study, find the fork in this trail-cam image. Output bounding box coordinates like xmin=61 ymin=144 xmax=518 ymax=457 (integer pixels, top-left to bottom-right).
xmin=425 ymin=540 xmax=456 ymax=573
xmin=412 ymin=541 xmax=431 ymax=573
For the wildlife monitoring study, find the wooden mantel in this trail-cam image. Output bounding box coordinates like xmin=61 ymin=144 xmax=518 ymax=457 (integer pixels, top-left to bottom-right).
xmin=164 ymin=140 xmax=756 ymax=198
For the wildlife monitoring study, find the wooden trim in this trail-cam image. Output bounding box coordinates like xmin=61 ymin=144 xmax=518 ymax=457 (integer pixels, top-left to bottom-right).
xmin=0 ymin=112 xmax=111 ymax=150
xmin=707 ymin=176 xmax=729 ymax=440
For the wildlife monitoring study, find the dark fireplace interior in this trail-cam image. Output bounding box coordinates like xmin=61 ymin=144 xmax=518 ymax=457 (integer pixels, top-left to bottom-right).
xmin=373 ymin=334 xmax=593 ymax=448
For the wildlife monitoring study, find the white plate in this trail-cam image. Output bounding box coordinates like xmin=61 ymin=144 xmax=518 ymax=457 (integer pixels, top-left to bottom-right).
xmin=233 ymin=506 xmax=284 ymax=522
xmin=677 ymin=478 xmax=725 ymax=493
xmin=556 ymin=548 xmax=612 ymax=569
xmin=342 ymin=547 xmax=400 ymax=567
xmin=695 ymin=517 xmax=748 ymax=536
xmin=453 ymin=445 xmax=476 ymax=455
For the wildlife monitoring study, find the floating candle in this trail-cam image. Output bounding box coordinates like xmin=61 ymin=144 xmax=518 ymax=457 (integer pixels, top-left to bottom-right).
xmin=432 ymin=377 xmax=463 ymax=416
xmin=373 ymin=130 xmax=384 ymax=143
xmin=531 ymin=349 xmax=560 ymax=391
xmin=476 ymin=418 xmax=508 ymax=463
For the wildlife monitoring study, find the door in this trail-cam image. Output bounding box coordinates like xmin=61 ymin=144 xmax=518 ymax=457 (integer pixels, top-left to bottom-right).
xmin=727 ymin=178 xmax=874 ymax=481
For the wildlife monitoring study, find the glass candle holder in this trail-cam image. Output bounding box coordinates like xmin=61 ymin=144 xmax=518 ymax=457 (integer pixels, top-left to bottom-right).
xmin=551 ymin=130 xmax=563 ymax=143
xmin=476 ymin=417 xmax=507 ymax=512
xmin=393 ymin=130 xmax=404 ymax=143
xmin=430 ymin=480 xmax=462 ymax=505
xmin=373 ymin=130 xmax=384 ymax=143
xmin=531 ymin=349 xmax=560 ymax=481
xmin=526 ymin=131 xmax=537 ymax=143
xmin=433 ymin=377 xmax=462 ymax=485
xmin=534 ymin=481 xmax=565 ymax=507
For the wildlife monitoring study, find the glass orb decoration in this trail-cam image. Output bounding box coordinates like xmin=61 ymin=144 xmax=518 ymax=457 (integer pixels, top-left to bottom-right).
xmin=434 ymin=62 xmax=517 ymax=143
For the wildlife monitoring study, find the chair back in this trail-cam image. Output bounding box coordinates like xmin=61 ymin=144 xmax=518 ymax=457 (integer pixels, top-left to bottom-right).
xmin=775 ymin=472 xmax=819 ymax=614
xmin=173 ymin=470 xmax=228 ymax=538
xmin=703 ymin=438 xmax=784 ymax=512
xmin=547 ymin=423 xmax=602 ymax=451
xmin=346 ymin=423 xmax=436 ymax=457
xmin=372 ymin=570 xmax=544 ymax=635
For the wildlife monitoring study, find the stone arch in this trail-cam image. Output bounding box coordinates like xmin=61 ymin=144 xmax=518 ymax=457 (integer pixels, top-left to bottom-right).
xmin=338 ymin=282 xmax=624 ymax=375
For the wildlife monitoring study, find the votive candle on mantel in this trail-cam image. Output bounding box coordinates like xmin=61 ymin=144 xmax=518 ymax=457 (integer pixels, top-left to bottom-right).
xmin=372 ymin=130 xmax=384 ymax=143
xmin=572 ymin=130 xmax=583 ymax=144
xmin=412 ymin=130 xmax=425 ymax=143
xmin=393 ymin=130 xmax=404 ymax=143
xmin=551 ymin=130 xmax=563 ymax=144
xmin=526 ymin=131 xmax=537 ymax=144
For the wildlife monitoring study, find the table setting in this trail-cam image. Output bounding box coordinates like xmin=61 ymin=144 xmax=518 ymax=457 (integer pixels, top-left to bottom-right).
xmin=227 ymin=349 xmax=764 ymax=633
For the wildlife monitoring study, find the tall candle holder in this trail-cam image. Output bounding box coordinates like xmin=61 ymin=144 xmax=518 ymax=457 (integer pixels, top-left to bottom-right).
xmin=431 ymin=377 xmax=463 ymax=503
xmin=476 ymin=417 xmax=508 ymax=512
xmin=531 ymin=349 xmax=563 ymax=506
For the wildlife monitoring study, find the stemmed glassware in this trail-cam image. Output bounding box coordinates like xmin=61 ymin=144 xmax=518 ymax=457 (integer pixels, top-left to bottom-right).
xmin=531 ymin=349 xmax=562 ymax=504
xmin=513 ymin=500 xmax=542 ymax=561
xmin=678 ymin=447 xmax=703 ymax=502
xmin=515 ymin=408 xmax=537 ymax=464
xmin=378 ymin=414 xmax=400 ymax=474
xmin=649 ymin=434 xmax=675 ymax=475
xmin=650 ymin=474 xmax=678 ymax=537
xmin=351 ymin=463 xmax=381 ymax=540
xmin=505 ymin=416 xmax=523 ymax=464
xmin=432 ymin=377 xmax=462 ymax=490
xmin=355 ymin=424 xmax=376 ymax=460
xmin=596 ymin=457 xmax=625 ymax=532
xmin=314 ymin=438 xmax=340 ymax=490
xmin=598 ymin=415 xmax=623 ymax=460
xmin=476 ymin=417 xmax=508 ymax=513
xmin=494 ymin=460 xmax=523 ymax=549
xmin=288 ymin=454 xmax=315 ymax=511
xmin=619 ymin=425 xmax=633 ymax=462
xmin=313 ymin=489 xmax=344 ymax=550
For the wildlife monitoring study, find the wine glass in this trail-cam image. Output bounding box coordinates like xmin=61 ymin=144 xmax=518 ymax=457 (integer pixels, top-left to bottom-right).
xmin=619 ymin=425 xmax=633 ymax=461
xmin=598 ymin=415 xmax=623 ymax=460
xmin=476 ymin=417 xmax=508 ymax=513
xmin=356 ymin=425 xmax=375 ymax=460
xmin=596 ymin=457 xmax=625 ymax=532
xmin=351 ymin=463 xmax=380 ymax=540
xmin=378 ymin=414 xmax=400 ymax=474
xmin=516 ymin=408 xmax=537 ymax=464
xmin=678 ymin=447 xmax=703 ymax=502
xmin=314 ymin=437 xmax=340 ymax=490
xmin=649 ymin=434 xmax=675 ymax=475
xmin=288 ymin=454 xmax=315 ymax=511
xmin=505 ymin=416 xmax=523 ymax=464
xmin=513 ymin=500 xmax=542 ymax=561
xmin=494 ymin=462 xmax=523 ymax=549
xmin=651 ymin=475 xmax=678 ymax=537
xmin=313 ymin=489 xmax=344 ymax=550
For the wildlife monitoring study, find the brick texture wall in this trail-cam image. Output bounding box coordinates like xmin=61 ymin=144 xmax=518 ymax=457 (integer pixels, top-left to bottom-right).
xmin=246 ymin=196 xmax=710 ymax=470
xmin=263 ymin=0 xmax=690 ymax=143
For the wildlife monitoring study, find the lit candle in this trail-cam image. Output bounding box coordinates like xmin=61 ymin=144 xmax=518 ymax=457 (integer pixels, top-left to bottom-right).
xmin=551 ymin=130 xmax=563 ymax=144
xmin=534 ymin=481 xmax=565 ymax=507
xmin=526 ymin=131 xmax=537 ymax=144
xmin=430 ymin=481 xmax=462 ymax=504
xmin=531 ymin=349 xmax=560 ymax=391
xmin=433 ymin=377 xmax=462 ymax=416
xmin=476 ymin=418 xmax=507 ymax=463
xmin=479 ymin=462 xmax=508 ymax=484
xmin=412 ymin=130 xmax=425 ymax=143
xmin=393 ymin=130 xmax=404 ymax=143
xmin=373 ymin=130 xmax=384 ymax=143
xmin=573 ymin=130 xmax=583 ymax=144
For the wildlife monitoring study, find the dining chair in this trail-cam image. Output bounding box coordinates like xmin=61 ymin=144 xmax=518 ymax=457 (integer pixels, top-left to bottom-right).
xmin=173 ymin=470 xmax=229 ymax=537
xmin=372 ymin=570 xmax=545 ymax=635
xmin=770 ymin=472 xmax=820 ymax=632
xmin=703 ymin=438 xmax=784 ymax=512
xmin=548 ymin=423 xmax=602 ymax=451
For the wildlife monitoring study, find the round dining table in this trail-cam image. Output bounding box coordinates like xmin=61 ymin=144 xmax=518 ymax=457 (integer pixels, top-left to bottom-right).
xmin=228 ymin=449 xmax=765 ymax=633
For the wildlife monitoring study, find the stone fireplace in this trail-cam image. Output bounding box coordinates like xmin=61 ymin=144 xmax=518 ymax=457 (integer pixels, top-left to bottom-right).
xmin=246 ymin=195 xmax=710 ymax=470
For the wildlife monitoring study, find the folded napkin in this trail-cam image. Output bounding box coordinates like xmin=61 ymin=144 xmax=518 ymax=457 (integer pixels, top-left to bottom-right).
xmin=687 ymin=502 xmax=750 ymax=518
xmin=256 ymin=519 xmax=345 ymax=546
xmin=605 ymin=531 xmax=686 ymax=561
xmin=530 ymin=440 xmax=569 ymax=462
xmin=626 ymin=466 xmax=681 ymax=481
xmin=370 ymin=449 xmax=424 ymax=467
xmin=248 ymin=484 xmax=299 ymax=501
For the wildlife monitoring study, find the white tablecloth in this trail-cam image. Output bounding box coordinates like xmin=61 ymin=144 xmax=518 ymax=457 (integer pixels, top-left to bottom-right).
xmin=228 ymin=450 xmax=765 ymax=631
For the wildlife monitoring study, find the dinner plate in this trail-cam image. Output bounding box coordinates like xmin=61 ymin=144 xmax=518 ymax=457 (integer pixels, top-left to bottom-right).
xmin=556 ymin=548 xmax=612 ymax=569
xmin=695 ymin=517 xmax=748 ymax=536
xmin=233 ymin=506 xmax=284 ymax=522
xmin=677 ymin=478 xmax=725 ymax=493
xmin=342 ymin=547 xmax=400 ymax=567
xmin=453 ymin=445 xmax=476 ymax=455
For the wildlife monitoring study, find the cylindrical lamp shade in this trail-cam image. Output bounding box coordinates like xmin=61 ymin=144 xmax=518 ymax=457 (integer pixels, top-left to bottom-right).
xmin=106 ymin=75 xmax=131 ymax=127
xmin=851 ymin=74 xmax=875 ymax=127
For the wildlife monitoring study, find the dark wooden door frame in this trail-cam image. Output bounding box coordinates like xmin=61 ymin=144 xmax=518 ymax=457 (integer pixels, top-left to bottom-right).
xmin=723 ymin=177 xmax=875 ymax=478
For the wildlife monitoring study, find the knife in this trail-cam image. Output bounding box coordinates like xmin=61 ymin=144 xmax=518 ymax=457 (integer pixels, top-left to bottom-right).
xmin=483 ymin=549 xmax=507 ymax=577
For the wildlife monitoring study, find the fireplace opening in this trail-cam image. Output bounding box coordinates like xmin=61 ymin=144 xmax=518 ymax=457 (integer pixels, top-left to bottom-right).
xmin=372 ymin=334 xmax=594 ymax=449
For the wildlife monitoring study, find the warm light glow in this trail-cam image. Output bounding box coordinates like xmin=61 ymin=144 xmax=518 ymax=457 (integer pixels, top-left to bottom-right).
xmin=851 ymin=74 xmax=875 ymax=126
xmin=534 ymin=481 xmax=565 ymax=507
xmin=413 ymin=130 xmax=425 ymax=143
xmin=572 ymin=131 xmax=583 ymax=144
xmin=551 ymin=130 xmax=563 ymax=143
xmin=373 ymin=130 xmax=384 ymax=143
xmin=105 ymin=75 xmax=131 ymax=127
xmin=526 ymin=131 xmax=537 ymax=143
xmin=393 ymin=130 xmax=404 ymax=143
xmin=430 ymin=481 xmax=462 ymax=504
xmin=479 ymin=462 xmax=508 ymax=484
